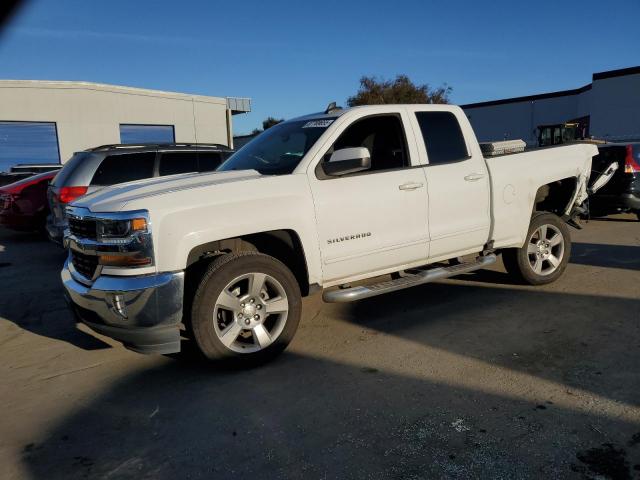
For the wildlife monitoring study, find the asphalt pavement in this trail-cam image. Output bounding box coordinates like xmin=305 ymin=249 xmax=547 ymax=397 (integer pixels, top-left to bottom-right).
xmin=0 ymin=214 xmax=639 ymax=479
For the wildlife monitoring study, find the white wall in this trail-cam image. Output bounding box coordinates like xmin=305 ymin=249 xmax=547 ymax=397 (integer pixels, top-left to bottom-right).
xmin=0 ymin=81 xmax=231 ymax=163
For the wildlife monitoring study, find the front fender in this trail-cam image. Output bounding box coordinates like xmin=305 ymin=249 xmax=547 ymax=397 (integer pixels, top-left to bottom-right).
xmin=140 ymin=175 xmax=322 ymax=285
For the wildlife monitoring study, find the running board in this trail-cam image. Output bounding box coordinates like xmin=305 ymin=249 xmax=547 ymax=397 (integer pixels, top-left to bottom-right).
xmin=322 ymin=254 xmax=497 ymax=303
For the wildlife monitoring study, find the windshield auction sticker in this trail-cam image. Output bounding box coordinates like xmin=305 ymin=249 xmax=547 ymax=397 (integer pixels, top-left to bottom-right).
xmin=302 ymin=119 xmax=334 ymax=128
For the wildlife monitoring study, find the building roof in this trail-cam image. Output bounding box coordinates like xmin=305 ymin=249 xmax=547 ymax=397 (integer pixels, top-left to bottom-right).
xmin=592 ymin=65 xmax=640 ymax=81
xmin=462 ymin=65 xmax=639 ymax=110
xmin=0 ymin=79 xmax=251 ymax=112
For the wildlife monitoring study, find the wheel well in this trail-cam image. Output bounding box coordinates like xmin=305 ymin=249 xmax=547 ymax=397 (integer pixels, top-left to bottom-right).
xmin=185 ymin=229 xmax=311 ymax=297
xmin=534 ymin=177 xmax=577 ymax=216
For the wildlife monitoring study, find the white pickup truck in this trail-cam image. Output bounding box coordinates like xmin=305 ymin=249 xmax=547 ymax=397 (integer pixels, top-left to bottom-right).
xmin=61 ymin=104 xmax=612 ymax=365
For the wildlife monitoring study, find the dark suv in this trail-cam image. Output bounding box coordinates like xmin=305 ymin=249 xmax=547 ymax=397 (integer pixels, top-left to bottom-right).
xmin=589 ymin=143 xmax=640 ymax=220
xmin=47 ymin=143 xmax=234 ymax=243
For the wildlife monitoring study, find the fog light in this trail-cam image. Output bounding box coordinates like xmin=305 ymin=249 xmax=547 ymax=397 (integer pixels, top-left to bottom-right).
xmin=109 ymin=293 xmax=128 ymax=319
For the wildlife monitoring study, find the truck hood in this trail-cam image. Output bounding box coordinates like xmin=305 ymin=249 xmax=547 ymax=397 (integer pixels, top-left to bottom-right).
xmin=73 ymin=170 xmax=262 ymax=212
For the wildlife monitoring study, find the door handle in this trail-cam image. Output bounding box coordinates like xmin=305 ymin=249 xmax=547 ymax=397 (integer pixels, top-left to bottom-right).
xmin=464 ymin=173 xmax=485 ymax=181
xmin=398 ymin=182 xmax=424 ymax=191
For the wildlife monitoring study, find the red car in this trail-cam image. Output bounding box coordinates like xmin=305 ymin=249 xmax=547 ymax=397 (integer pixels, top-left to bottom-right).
xmin=0 ymin=171 xmax=57 ymax=232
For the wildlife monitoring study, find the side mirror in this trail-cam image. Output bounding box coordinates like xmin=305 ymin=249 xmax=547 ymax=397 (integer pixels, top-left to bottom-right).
xmin=323 ymin=147 xmax=371 ymax=176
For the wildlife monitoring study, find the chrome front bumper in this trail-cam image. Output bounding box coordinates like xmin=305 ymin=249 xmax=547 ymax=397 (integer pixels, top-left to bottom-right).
xmin=61 ymin=259 xmax=184 ymax=354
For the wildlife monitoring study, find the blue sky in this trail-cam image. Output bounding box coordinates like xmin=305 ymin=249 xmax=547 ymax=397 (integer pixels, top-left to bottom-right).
xmin=0 ymin=0 xmax=639 ymax=135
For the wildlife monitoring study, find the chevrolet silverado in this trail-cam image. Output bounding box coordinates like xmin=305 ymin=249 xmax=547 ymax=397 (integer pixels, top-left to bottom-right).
xmin=61 ymin=104 xmax=611 ymax=365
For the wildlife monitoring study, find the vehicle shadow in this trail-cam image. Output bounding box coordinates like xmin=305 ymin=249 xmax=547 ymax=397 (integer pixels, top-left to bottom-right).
xmin=20 ymin=349 xmax=640 ymax=479
xmin=337 ymin=276 xmax=640 ymax=409
xmin=459 ymin=242 xmax=640 ymax=285
xmin=0 ymin=228 xmax=111 ymax=350
xmin=571 ymin=242 xmax=640 ymax=271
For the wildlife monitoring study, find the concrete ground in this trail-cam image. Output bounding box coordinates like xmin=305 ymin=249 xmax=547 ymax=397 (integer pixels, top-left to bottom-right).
xmin=0 ymin=215 xmax=639 ymax=480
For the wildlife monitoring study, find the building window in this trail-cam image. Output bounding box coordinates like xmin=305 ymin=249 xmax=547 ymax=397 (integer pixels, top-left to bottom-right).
xmin=119 ymin=124 xmax=175 ymax=144
xmin=0 ymin=121 xmax=60 ymax=172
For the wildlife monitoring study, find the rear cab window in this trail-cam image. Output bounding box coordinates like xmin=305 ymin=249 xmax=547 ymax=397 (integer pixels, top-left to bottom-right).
xmin=91 ymin=152 xmax=156 ymax=185
xmin=415 ymin=111 xmax=469 ymax=165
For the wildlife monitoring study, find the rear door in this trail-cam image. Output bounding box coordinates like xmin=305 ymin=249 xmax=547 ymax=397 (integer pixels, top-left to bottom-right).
xmin=410 ymin=109 xmax=491 ymax=261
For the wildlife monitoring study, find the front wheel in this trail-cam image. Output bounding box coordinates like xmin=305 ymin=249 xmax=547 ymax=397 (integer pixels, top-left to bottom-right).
xmin=503 ymin=212 xmax=571 ymax=285
xmin=190 ymin=252 xmax=301 ymax=365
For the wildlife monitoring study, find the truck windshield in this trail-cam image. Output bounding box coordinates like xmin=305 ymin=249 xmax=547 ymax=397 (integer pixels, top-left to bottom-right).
xmin=218 ymin=119 xmax=333 ymax=175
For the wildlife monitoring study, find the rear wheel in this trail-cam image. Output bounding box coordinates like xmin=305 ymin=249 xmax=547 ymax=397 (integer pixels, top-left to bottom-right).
xmin=503 ymin=212 xmax=571 ymax=285
xmin=190 ymin=252 xmax=301 ymax=365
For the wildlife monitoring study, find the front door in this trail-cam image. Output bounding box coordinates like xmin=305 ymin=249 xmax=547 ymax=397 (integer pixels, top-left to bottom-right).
xmin=309 ymin=113 xmax=430 ymax=283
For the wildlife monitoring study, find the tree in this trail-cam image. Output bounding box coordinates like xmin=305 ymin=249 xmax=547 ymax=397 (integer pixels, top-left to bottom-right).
xmin=262 ymin=116 xmax=284 ymax=130
xmin=347 ymin=75 xmax=451 ymax=106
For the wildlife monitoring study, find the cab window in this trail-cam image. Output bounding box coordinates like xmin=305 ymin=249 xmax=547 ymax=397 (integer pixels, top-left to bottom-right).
xmin=415 ymin=111 xmax=469 ymax=165
xmin=326 ymin=115 xmax=409 ymax=172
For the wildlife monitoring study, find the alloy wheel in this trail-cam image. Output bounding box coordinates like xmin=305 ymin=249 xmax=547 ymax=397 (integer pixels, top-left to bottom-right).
xmin=526 ymin=224 xmax=565 ymax=276
xmin=212 ymin=272 xmax=289 ymax=353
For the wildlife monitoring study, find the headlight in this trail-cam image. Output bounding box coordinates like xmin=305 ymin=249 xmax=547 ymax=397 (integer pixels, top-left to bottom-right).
xmin=65 ymin=206 xmax=155 ymax=271
xmin=96 ymin=217 xmax=153 ymax=267
xmin=96 ymin=217 xmax=147 ymax=241
xmin=94 ymin=215 xmax=152 ymax=267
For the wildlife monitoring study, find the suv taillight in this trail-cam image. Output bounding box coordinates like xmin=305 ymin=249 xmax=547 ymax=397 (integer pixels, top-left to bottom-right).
xmin=1 ymin=193 xmax=16 ymax=210
xmin=59 ymin=186 xmax=88 ymax=204
xmin=624 ymin=145 xmax=640 ymax=174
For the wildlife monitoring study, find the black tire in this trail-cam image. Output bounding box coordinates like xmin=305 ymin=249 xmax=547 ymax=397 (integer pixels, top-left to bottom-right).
xmin=635 ymin=211 xmax=640 ymax=222
xmin=190 ymin=251 xmax=301 ymax=365
xmin=503 ymin=212 xmax=571 ymax=285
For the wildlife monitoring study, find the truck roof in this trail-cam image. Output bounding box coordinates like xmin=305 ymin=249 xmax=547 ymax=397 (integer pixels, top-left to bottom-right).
xmin=288 ymin=111 xmax=345 ymax=122
xmin=288 ymin=104 xmax=462 ymax=123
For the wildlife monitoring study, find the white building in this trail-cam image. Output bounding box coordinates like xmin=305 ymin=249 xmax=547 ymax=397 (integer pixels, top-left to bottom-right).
xmin=462 ymin=66 xmax=640 ymax=146
xmin=0 ymin=80 xmax=250 ymax=172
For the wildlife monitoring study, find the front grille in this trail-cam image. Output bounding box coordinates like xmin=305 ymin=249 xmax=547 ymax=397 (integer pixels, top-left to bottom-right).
xmin=72 ymin=250 xmax=99 ymax=279
xmin=69 ymin=217 xmax=97 ymax=240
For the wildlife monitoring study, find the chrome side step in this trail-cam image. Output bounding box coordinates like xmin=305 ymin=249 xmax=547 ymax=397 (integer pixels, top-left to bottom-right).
xmin=322 ymin=254 xmax=497 ymax=303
